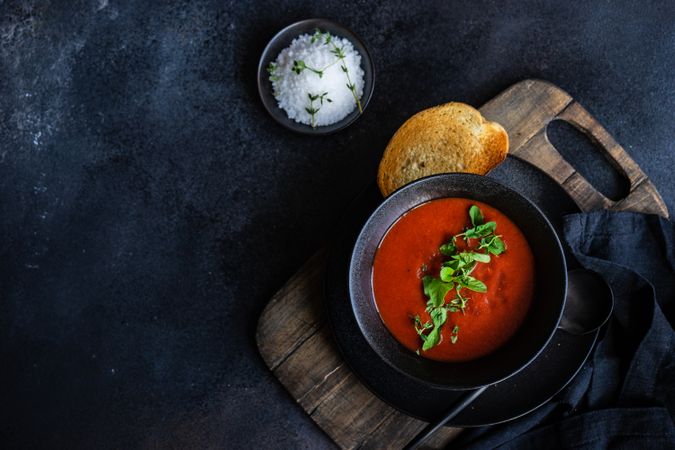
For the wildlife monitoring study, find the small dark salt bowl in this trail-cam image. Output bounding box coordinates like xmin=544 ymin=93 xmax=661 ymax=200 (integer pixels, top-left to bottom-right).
xmin=349 ymin=174 xmax=568 ymax=389
xmin=257 ymin=19 xmax=375 ymax=135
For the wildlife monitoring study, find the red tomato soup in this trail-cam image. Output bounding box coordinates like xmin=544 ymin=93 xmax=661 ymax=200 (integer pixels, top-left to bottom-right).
xmin=371 ymin=198 xmax=535 ymax=362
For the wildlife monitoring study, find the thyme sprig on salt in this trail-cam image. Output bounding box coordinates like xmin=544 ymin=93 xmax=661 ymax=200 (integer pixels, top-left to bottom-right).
xmin=330 ymin=43 xmax=363 ymax=113
xmin=292 ymin=29 xmax=363 ymax=114
xmin=266 ymin=62 xmax=280 ymax=81
xmin=305 ymin=92 xmax=332 ymax=128
xmin=268 ymin=29 xmax=364 ymax=127
xmin=292 ymin=60 xmax=324 ymax=77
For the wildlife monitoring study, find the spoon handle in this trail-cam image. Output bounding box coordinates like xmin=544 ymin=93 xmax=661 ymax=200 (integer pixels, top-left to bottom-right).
xmin=403 ymin=385 xmax=488 ymax=450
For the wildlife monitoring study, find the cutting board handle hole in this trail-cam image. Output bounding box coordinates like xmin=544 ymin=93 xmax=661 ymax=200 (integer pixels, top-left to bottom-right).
xmin=546 ymin=120 xmax=630 ymax=201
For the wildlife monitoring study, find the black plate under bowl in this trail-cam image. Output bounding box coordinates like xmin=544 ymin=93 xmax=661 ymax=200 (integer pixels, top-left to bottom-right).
xmin=257 ymin=19 xmax=375 ymax=135
xmin=325 ymin=184 xmax=598 ymax=427
xmin=349 ymin=174 xmax=567 ymax=390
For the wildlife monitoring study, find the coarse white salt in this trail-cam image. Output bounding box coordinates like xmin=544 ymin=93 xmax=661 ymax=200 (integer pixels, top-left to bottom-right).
xmin=268 ymin=30 xmax=365 ymax=128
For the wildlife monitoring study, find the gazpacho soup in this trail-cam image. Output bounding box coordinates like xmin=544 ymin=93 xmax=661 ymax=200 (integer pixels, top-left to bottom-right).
xmin=372 ymin=198 xmax=535 ymax=362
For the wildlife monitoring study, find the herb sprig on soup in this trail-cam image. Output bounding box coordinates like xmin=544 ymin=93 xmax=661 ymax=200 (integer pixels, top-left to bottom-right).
xmin=372 ymin=199 xmax=535 ymax=362
xmin=414 ymin=204 xmax=505 ymax=351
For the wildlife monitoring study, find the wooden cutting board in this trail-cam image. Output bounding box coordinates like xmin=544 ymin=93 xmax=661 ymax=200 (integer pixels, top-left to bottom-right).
xmin=256 ymin=80 xmax=669 ymax=450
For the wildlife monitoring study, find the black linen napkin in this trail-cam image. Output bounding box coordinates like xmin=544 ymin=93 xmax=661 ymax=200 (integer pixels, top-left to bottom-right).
xmin=454 ymin=211 xmax=675 ymax=449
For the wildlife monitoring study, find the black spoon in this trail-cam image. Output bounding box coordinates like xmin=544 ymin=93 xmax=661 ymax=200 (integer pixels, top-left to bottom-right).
xmin=558 ymin=269 xmax=614 ymax=336
xmin=404 ymin=269 xmax=614 ymax=450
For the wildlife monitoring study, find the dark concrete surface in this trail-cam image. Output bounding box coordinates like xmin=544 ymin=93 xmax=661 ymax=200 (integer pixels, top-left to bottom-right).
xmin=1 ymin=1 xmax=673 ymax=448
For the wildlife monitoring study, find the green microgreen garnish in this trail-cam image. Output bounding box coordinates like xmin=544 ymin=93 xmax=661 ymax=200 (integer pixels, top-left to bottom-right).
xmin=439 ymin=242 xmax=457 ymax=255
xmin=469 ymin=205 xmax=483 ymax=227
xmin=455 ymin=221 xmax=497 ymax=241
xmin=448 ymin=291 xmax=468 ymax=313
xmin=423 ymin=276 xmax=455 ymax=308
xmin=413 ymin=204 xmax=507 ymax=352
xmin=451 ymin=325 xmax=460 ymax=344
xmin=478 ymin=234 xmax=506 ymax=255
xmin=423 ymin=306 xmax=448 ymax=350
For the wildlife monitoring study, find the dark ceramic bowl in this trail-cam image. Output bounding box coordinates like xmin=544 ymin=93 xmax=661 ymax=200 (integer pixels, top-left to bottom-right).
xmin=349 ymin=174 xmax=567 ymax=390
xmin=257 ymin=19 xmax=374 ymax=135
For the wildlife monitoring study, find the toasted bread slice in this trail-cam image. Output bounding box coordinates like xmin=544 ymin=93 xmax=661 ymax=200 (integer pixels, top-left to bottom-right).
xmin=377 ymin=102 xmax=509 ymax=196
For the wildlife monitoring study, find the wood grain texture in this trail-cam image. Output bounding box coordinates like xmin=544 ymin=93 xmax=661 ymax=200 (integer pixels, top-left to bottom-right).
xmin=256 ymin=80 xmax=668 ymax=450
xmin=480 ymin=79 xmax=669 ymax=218
xmin=257 ymin=252 xmax=462 ymax=449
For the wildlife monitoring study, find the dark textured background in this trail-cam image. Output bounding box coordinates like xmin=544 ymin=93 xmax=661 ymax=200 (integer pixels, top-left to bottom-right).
xmin=1 ymin=0 xmax=673 ymax=448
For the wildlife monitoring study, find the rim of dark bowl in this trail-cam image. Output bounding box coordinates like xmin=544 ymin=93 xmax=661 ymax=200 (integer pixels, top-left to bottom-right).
xmin=348 ymin=173 xmax=567 ymax=389
xmin=257 ymin=18 xmax=375 ymax=135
